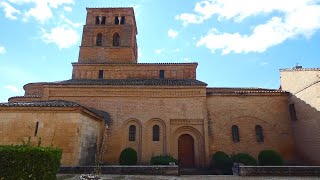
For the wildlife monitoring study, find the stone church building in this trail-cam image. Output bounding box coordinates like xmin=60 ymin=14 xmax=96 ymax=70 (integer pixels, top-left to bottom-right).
xmin=0 ymin=8 xmax=319 ymax=168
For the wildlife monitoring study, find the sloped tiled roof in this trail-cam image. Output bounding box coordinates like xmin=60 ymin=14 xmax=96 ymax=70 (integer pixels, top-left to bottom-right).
xmin=72 ymin=62 xmax=198 ymax=65
xmin=0 ymin=100 xmax=111 ymax=124
xmin=206 ymin=87 xmax=286 ymax=95
xmin=0 ymin=100 xmax=82 ymax=107
xmin=26 ymin=79 xmax=207 ymax=86
xmin=8 ymin=95 xmax=41 ymax=99
xmin=280 ymin=67 xmax=320 ymax=71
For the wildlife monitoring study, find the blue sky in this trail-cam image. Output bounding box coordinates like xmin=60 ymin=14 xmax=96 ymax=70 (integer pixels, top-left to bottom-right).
xmin=0 ymin=0 xmax=319 ymax=102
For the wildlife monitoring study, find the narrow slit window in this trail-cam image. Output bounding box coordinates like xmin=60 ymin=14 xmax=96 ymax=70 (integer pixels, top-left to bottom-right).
xmin=289 ymin=104 xmax=297 ymax=121
xmin=98 ymin=70 xmax=104 ymax=79
xmin=153 ymin=125 xmax=160 ymax=141
xmin=34 ymin=122 xmax=39 ymax=137
xmin=232 ymin=125 xmax=240 ymax=143
xmin=255 ymin=125 xmax=264 ymax=142
xmin=159 ymin=70 xmax=165 ymax=79
xmin=120 ymin=16 xmax=125 ymax=24
xmin=96 ymin=33 xmax=102 ymax=46
xmin=129 ymin=125 xmax=136 ymax=141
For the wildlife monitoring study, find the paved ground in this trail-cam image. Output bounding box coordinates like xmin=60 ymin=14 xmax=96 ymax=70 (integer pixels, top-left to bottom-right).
xmin=57 ymin=174 xmax=320 ymax=180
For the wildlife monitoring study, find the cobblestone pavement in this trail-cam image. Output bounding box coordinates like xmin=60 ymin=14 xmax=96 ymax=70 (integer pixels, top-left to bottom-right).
xmin=57 ymin=174 xmax=320 ymax=180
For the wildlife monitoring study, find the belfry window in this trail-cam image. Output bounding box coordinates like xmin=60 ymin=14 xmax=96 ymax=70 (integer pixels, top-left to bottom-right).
xmin=98 ymin=70 xmax=104 ymax=79
xmin=95 ymin=16 xmax=99 ymax=25
xmin=159 ymin=70 xmax=165 ymax=79
xmin=153 ymin=125 xmax=160 ymax=141
xmin=232 ymin=125 xmax=240 ymax=143
xmin=129 ymin=125 xmax=136 ymax=141
xmin=120 ymin=16 xmax=125 ymax=24
xmin=95 ymin=16 xmax=106 ymax=25
xmin=101 ymin=16 xmax=106 ymax=25
xmin=255 ymin=125 xmax=264 ymax=142
xmin=96 ymin=33 xmax=102 ymax=46
xmin=115 ymin=16 xmax=119 ymax=24
xmin=289 ymin=104 xmax=297 ymax=121
xmin=113 ymin=33 xmax=120 ymax=46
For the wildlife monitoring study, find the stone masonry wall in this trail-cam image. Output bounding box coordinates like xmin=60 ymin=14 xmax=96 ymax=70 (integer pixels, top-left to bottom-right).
xmin=0 ymin=109 xmax=102 ymax=166
xmin=80 ymin=8 xmax=137 ymax=63
xmin=72 ymin=63 xmax=197 ymax=79
xmin=78 ymin=47 xmax=135 ymax=63
xmin=78 ymin=114 xmax=104 ymax=165
xmin=207 ymin=94 xmax=296 ymax=163
xmin=0 ymin=110 xmax=80 ymax=165
xmin=281 ymin=69 xmax=320 ymax=164
xmin=43 ymin=85 xmax=209 ymax=167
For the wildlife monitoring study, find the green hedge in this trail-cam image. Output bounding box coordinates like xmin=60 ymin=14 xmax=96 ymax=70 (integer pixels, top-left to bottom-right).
xmin=119 ymin=147 xmax=137 ymax=165
xmin=0 ymin=145 xmax=62 ymax=180
xmin=231 ymin=153 xmax=257 ymax=166
xmin=150 ymin=155 xmax=178 ymax=165
xmin=210 ymin=151 xmax=233 ymax=175
xmin=258 ymin=150 xmax=283 ymax=166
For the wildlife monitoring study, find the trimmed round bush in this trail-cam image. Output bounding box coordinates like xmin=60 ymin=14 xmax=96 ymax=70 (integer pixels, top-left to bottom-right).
xmin=232 ymin=153 xmax=257 ymax=166
xmin=210 ymin=151 xmax=233 ymax=175
xmin=150 ymin=155 xmax=178 ymax=165
xmin=119 ymin=147 xmax=137 ymax=165
xmin=258 ymin=150 xmax=283 ymax=166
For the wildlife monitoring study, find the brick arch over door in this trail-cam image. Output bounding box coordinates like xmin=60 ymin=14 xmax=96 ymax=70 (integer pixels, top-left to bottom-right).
xmin=122 ymin=119 xmax=142 ymax=163
xmin=144 ymin=118 xmax=166 ymax=163
xmin=171 ymin=126 xmax=205 ymax=167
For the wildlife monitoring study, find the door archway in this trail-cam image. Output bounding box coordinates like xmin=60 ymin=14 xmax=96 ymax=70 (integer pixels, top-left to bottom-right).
xmin=178 ymin=134 xmax=195 ymax=168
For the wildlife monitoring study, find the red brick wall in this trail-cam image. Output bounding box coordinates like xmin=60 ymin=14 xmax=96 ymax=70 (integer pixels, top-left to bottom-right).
xmin=72 ymin=63 xmax=198 ymax=79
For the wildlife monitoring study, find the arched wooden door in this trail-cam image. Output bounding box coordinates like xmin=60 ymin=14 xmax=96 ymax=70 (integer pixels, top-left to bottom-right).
xmin=178 ymin=134 xmax=195 ymax=168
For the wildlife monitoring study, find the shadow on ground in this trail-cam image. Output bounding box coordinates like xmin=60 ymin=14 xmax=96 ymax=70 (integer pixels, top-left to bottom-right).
xmin=57 ymin=174 xmax=320 ymax=180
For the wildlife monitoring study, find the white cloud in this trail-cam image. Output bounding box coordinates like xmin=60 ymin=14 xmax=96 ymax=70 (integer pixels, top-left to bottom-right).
xmin=23 ymin=1 xmax=52 ymax=23
xmin=173 ymin=48 xmax=181 ymax=52
xmin=41 ymin=25 xmax=79 ymax=49
xmin=260 ymin=62 xmax=269 ymax=66
xmin=155 ymin=48 xmax=165 ymax=54
xmin=175 ymin=13 xmax=205 ymax=26
xmin=7 ymin=0 xmax=74 ymax=23
xmin=168 ymin=29 xmax=179 ymax=39
xmin=63 ymin=6 xmax=72 ymax=12
xmin=4 ymin=85 xmax=22 ymax=93
xmin=60 ymin=14 xmax=80 ymax=28
xmin=47 ymin=0 xmax=74 ymax=9
xmin=179 ymin=0 xmax=320 ymax=54
xmin=0 ymin=2 xmax=20 ymax=20
xmin=0 ymin=46 xmax=6 ymax=54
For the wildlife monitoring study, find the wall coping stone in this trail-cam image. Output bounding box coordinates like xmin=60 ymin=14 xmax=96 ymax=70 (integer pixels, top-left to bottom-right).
xmin=239 ymin=166 xmax=320 ymax=176
xmin=59 ymin=165 xmax=179 ymax=175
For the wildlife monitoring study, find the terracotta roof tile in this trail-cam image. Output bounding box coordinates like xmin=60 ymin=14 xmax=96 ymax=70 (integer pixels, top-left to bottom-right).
xmin=0 ymin=100 xmax=112 ymax=124
xmin=72 ymin=62 xmax=198 ymax=65
xmin=0 ymin=100 xmax=81 ymax=107
xmin=27 ymin=79 xmax=207 ymax=86
xmin=280 ymin=68 xmax=320 ymax=71
xmin=206 ymin=87 xmax=286 ymax=94
xmin=8 ymin=95 xmax=41 ymax=99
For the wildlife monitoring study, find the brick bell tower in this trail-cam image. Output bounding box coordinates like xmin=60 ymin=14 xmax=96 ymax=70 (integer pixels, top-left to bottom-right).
xmin=78 ymin=7 xmax=138 ymax=63
xmin=72 ymin=7 xmax=197 ymax=80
